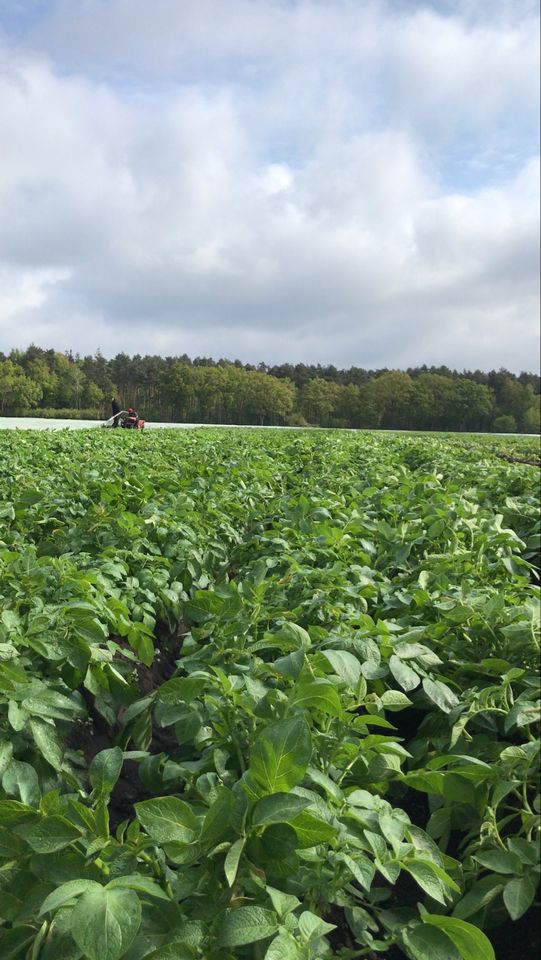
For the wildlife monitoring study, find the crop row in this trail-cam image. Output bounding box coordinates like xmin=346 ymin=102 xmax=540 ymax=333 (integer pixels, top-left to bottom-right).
xmin=0 ymin=429 xmax=539 ymax=960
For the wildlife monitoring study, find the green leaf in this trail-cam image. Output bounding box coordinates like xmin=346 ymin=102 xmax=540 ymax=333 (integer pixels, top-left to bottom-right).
xmin=127 ymin=625 xmax=154 ymax=667
xmin=422 ymin=678 xmax=460 ymax=713
xmin=261 ymin=822 xmax=298 ymax=856
xmin=402 ymin=770 xmax=445 ymax=794
xmin=95 ymin=798 xmax=109 ymax=839
xmin=274 ymin=648 xmax=305 ymax=678
xmin=0 ymin=825 xmax=25 ymax=858
xmin=224 ymin=837 xmax=245 ymax=887
xmin=199 ymin=786 xmax=234 ymax=847
xmin=68 ymin=615 xmax=108 ymax=643
xmin=321 ymin=649 xmax=361 ymax=690
xmin=452 ymin=875 xmax=505 ymax=920
xmin=184 ymin=591 xmax=223 ymax=623
xmin=389 ymin=655 xmax=420 ymax=692
xmin=474 ymin=848 xmax=523 ymax=875
xmin=16 ymin=814 xmax=81 ymax=853
xmin=0 ymin=925 xmax=37 ymax=960
xmin=27 ymin=919 xmax=46 ymax=956
xmin=39 ymin=879 xmax=103 ymax=915
xmin=2 ymin=760 xmax=41 ymax=806
xmin=106 ymin=875 xmax=170 ymax=901
xmin=380 ymin=689 xmax=413 ymax=711
xmin=504 ymin=701 xmax=540 ymax=732
xmin=275 ymin=622 xmax=311 ymax=648
xmin=423 ymin=915 xmax=495 ymax=960
xmin=0 ymin=741 xmax=13 ymax=776
xmin=291 ymin=810 xmax=336 ymax=848
xmin=218 ymin=906 xmax=278 ymax=947
xmin=89 ymin=747 xmax=124 ymax=799
xmin=252 ymin=793 xmax=311 ymax=827
xmin=249 ymin=717 xmax=312 ymax=795
xmin=266 ymin=886 xmax=301 ymax=917
xmin=503 ymin=876 xmax=536 ymax=920
xmin=298 ymin=910 xmax=336 ymax=943
xmin=167 ymin=920 xmax=206 ymax=949
xmin=121 ymin=696 xmax=153 ymax=725
xmin=156 ymin=677 xmax=207 ymax=705
xmin=402 ymin=924 xmax=461 ymax=960
xmin=507 ymin=837 xmax=540 ymax=865
xmin=264 ymin=931 xmax=302 ymax=960
xmin=8 ymin=700 xmax=28 ymax=731
xmin=306 ymin=766 xmax=344 ymax=802
xmin=70 ymin=887 xmax=141 ymax=960
xmin=0 ymin=799 xmax=38 ymax=825
xmin=40 ymin=918 xmax=90 ymax=960
xmin=22 ymin=690 xmax=86 ymax=722
xmin=404 ymin=859 xmax=459 ymax=905
xmin=290 ymin=679 xmax=343 ymax=716
xmin=338 ymin=852 xmax=375 ymax=891
xmin=135 ymin=796 xmax=198 ymax=844
xmin=29 ymin=718 xmax=64 ymax=771
xmin=144 ymin=945 xmax=197 ymax=960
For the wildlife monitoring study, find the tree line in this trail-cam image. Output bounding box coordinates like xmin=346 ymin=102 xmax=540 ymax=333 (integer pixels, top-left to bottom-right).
xmin=0 ymin=345 xmax=539 ymax=433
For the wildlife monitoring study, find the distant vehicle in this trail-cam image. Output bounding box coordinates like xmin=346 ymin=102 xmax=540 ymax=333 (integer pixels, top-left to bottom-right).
xmin=102 ymin=410 xmax=145 ymax=429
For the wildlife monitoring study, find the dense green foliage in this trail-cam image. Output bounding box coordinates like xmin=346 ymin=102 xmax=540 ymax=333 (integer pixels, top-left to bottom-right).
xmin=0 ymin=428 xmax=539 ymax=960
xmin=1 ymin=345 xmax=540 ymax=432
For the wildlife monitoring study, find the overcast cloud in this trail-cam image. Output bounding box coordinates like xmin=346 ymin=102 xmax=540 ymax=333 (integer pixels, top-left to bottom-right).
xmin=0 ymin=0 xmax=539 ymax=371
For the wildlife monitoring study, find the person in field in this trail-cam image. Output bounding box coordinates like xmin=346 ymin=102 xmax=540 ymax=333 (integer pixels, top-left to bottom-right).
xmin=124 ymin=407 xmax=139 ymax=428
xmin=111 ymin=397 xmax=121 ymax=427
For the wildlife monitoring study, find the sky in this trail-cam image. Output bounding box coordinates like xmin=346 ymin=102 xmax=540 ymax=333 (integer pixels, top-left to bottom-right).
xmin=0 ymin=0 xmax=539 ymax=372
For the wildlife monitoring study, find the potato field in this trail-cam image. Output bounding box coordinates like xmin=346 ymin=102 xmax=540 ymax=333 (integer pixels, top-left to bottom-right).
xmin=0 ymin=428 xmax=539 ymax=960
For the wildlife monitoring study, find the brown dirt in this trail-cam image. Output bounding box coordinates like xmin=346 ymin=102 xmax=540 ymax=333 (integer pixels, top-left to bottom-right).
xmin=127 ymin=619 xmax=188 ymax=696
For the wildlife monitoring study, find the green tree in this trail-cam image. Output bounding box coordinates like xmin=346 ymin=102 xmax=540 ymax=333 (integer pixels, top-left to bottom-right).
xmin=48 ymin=353 xmax=86 ymax=408
xmin=159 ymin=362 xmax=197 ymax=421
xmin=334 ymin=383 xmax=363 ymax=427
xmin=245 ymin=372 xmax=295 ymax=425
xmin=0 ymin=360 xmax=42 ymax=412
xmin=411 ymin=374 xmax=456 ymax=430
xmin=449 ymin=379 xmax=494 ymax=431
xmin=365 ymin=371 xmax=415 ymax=428
xmin=84 ymin=381 xmax=105 ymax=409
xmin=300 ymin=378 xmax=341 ymax=425
xmin=26 ymin=358 xmax=59 ymax=406
xmin=354 ymin=384 xmax=380 ymax=428
xmin=499 ymin=377 xmax=532 ymax=426
xmin=522 ymin=402 xmax=540 ymax=434
xmin=493 ymin=414 xmax=518 ymax=433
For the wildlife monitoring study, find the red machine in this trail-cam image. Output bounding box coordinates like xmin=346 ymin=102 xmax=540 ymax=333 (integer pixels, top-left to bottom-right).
xmin=102 ymin=410 xmax=145 ymax=429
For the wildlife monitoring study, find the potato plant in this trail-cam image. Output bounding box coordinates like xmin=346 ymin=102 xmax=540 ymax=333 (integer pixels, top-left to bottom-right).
xmin=0 ymin=428 xmax=539 ymax=959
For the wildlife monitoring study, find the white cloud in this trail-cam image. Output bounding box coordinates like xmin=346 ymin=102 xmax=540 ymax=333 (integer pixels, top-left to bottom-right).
xmin=0 ymin=0 xmax=538 ymax=371
xmin=22 ymin=1 xmax=538 ymax=143
xmin=383 ymin=7 xmax=538 ymax=136
xmin=260 ymin=163 xmax=294 ymax=196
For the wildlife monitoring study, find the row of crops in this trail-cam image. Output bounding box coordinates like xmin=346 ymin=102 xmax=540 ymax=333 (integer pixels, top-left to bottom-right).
xmin=0 ymin=428 xmax=539 ymax=960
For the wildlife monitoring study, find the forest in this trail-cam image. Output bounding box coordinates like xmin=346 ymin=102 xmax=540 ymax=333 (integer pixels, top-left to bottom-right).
xmin=0 ymin=345 xmax=539 ymax=433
